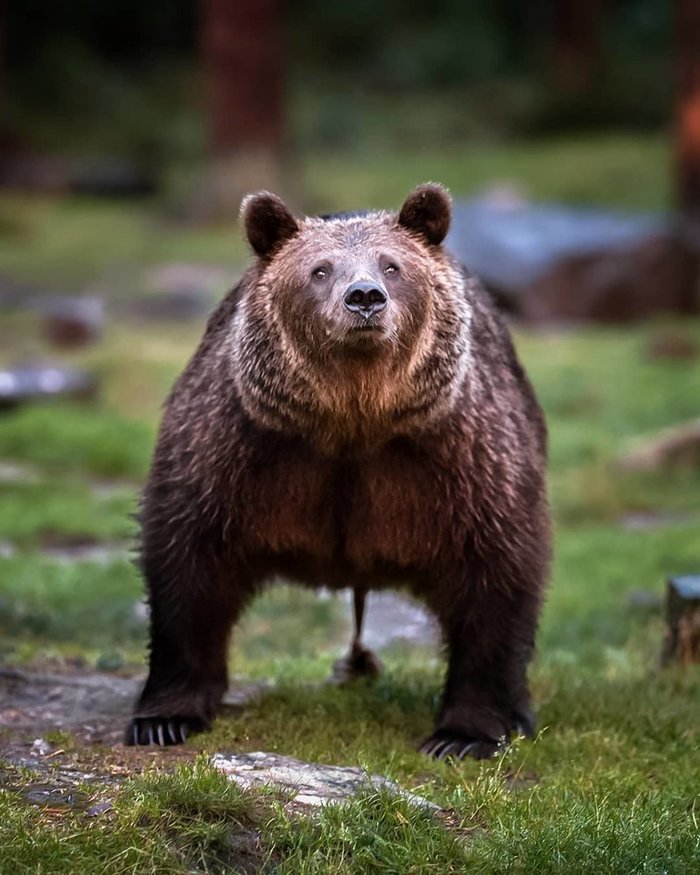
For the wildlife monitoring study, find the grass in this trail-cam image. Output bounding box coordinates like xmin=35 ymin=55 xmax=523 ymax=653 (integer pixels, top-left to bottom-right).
xmin=0 ymin=135 xmax=699 ymax=871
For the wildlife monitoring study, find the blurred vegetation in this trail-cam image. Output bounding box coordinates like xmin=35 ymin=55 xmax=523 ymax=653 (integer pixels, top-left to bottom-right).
xmin=3 ymin=0 xmax=671 ymax=167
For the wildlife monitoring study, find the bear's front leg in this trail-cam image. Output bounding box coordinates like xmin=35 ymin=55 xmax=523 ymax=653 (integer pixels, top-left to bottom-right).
xmin=126 ymin=551 xmax=252 ymax=746
xmin=420 ymin=556 xmax=544 ymax=760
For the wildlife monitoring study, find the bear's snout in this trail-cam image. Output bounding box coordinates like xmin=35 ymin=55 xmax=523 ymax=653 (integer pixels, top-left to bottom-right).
xmin=343 ymin=281 xmax=388 ymax=319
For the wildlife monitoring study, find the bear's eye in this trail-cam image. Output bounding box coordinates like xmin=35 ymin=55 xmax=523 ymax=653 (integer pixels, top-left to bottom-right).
xmin=312 ymin=267 xmax=328 ymax=280
xmin=384 ymin=263 xmax=399 ymax=276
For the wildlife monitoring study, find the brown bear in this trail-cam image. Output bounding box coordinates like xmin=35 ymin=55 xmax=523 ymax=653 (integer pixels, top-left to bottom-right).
xmin=126 ymin=183 xmax=551 ymax=759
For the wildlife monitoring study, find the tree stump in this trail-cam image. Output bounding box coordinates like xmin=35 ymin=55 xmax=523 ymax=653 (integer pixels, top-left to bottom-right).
xmin=662 ymin=576 xmax=700 ymax=665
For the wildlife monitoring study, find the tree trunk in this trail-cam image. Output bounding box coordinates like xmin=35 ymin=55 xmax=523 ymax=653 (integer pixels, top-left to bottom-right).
xmin=198 ymin=0 xmax=286 ymax=218
xmin=551 ymin=0 xmax=605 ymax=98
xmin=674 ymin=0 xmax=700 ymax=312
xmin=677 ymin=0 xmax=700 ymax=218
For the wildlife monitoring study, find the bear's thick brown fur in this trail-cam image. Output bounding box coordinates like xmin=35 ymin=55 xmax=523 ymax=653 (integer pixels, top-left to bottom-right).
xmin=126 ymin=183 xmax=551 ymax=759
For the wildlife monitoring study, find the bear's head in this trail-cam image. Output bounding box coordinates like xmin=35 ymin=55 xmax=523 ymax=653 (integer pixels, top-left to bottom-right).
xmin=233 ymin=184 xmax=472 ymax=451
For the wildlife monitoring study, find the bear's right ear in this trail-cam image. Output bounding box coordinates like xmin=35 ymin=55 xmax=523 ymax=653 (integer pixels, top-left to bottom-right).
xmin=241 ymin=191 xmax=299 ymax=259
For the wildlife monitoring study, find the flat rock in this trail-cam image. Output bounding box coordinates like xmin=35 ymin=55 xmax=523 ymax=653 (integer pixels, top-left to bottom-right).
xmin=211 ymin=751 xmax=437 ymax=810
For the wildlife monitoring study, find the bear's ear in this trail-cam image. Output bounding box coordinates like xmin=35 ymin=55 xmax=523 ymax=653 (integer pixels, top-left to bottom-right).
xmin=241 ymin=191 xmax=299 ymax=259
xmin=397 ymin=183 xmax=452 ymax=246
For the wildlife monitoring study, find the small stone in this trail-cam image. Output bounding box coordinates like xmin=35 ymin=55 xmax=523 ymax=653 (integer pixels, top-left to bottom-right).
xmin=41 ymin=296 xmax=104 ymax=349
xmin=30 ymin=738 xmax=52 ymax=756
xmin=86 ymin=801 xmax=114 ymax=817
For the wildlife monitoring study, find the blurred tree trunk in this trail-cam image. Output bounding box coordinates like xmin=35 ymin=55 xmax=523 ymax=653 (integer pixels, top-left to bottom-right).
xmin=0 ymin=0 xmax=6 ymax=154
xmin=551 ymin=0 xmax=605 ymax=99
xmin=675 ymin=0 xmax=700 ymax=312
xmin=677 ymin=0 xmax=700 ymax=218
xmin=198 ymin=0 xmax=286 ymax=218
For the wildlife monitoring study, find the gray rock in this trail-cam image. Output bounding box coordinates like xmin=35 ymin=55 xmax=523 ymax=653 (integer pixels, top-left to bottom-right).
xmin=86 ymin=801 xmax=114 ymax=817
xmin=211 ymin=751 xmax=437 ymax=810
xmin=447 ymin=197 xmax=696 ymax=322
xmin=448 ymin=198 xmax=663 ymax=298
xmin=0 ymin=364 xmax=98 ymax=410
xmin=29 ymin=737 xmax=52 ymax=757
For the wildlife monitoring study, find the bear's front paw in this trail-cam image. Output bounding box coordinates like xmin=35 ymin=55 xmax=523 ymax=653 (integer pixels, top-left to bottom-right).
xmin=125 ymin=715 xmax=208 ymax=746
xmin=419 ymin=728 xmax=507 ymax=760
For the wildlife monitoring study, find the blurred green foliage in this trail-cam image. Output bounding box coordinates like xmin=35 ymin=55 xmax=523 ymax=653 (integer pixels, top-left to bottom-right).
xmin=4 ymin=0 xmax=672 ymax=163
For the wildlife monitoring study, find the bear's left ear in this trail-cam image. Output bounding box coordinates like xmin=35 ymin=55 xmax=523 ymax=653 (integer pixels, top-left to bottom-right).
xmin=240 ymin=191 xmax=299 ymax=259
xmin=397 ymin=183 xmax=452 ymax=246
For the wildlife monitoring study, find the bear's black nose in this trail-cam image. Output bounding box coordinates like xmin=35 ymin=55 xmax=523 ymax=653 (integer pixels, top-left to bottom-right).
xmin=343 ymin=281 xmax=388 ymax=317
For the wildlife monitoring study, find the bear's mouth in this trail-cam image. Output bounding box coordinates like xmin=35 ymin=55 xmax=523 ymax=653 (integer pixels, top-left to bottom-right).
xmin=338 ymin=322 xmax=389 ymax=351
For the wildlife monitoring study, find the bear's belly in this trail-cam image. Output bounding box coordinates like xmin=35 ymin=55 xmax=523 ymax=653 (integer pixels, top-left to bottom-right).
xmin=237 ymin=440 xmax=462 ymax=579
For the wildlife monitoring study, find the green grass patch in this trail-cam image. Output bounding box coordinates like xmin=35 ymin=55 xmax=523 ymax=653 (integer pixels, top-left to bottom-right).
xmin=0 ymin=405 xmax=152 ymax=479
xmin=303 ymin=134 xmax=670 ymax=214
xmin=0 ymin=480 xmax=135 ymax=547
xmin=0 ymin=556 xmax=142 ymax=647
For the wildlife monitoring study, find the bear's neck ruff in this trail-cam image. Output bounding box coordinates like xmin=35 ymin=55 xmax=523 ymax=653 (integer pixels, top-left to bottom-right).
xmin=230 ymin=263 xmax=473 ymax=454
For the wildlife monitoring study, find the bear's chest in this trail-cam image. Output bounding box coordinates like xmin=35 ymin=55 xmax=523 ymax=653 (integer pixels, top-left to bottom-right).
xmin=235 ymin=438 xmax=462 ymax=577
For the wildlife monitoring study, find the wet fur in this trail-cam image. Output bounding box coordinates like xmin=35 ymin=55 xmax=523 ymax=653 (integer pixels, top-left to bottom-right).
xmin=127 ymin=186 xmax=550 ymax=759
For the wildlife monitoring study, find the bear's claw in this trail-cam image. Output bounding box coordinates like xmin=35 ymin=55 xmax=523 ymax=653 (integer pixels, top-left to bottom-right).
xmin=125 ymin=716 xmax=207 ymax=746
xmin=419 ymin=729 xmax=507 ymax=760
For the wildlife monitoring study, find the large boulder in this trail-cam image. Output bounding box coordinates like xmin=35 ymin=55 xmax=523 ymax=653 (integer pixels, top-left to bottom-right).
xmin=448 ymin=197 xmax=698 ymax=322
